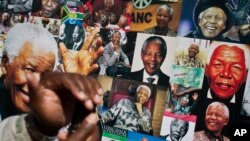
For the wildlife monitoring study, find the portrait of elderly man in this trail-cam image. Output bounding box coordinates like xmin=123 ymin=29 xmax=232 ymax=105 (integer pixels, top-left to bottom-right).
xmin=94 ymin=0 xmax=117 ymax=25
xmin=70 ymin=25 xmax=85 ymax=51
xmin=0 ymin=12 xmax=10 ymax=34
xmin=101 ymin=85 xmax=153 ymax=134
xmin=129 ymin=36 xmax=170 ymax=86
xmin=193 ymin=101 xmax=230 ymax=141
xmin=144 ymin=4 xmax=177 ymax=36
xmin=32 ymin=0 xmax=62 ymax=18
xmin=185 ymin=0 xmax=236 ymax=42
xmin=174 ymin=43 xmax=204 ymax=68
xmin=161 ymin=118 xmax=189 ymax=141
xmin=101 ymin=30 xmax=130 ymax=78
xmin=0 ymin=23 xmax=105 ymax=140
xmin=205 ymin=41 xmax=249 ymax=103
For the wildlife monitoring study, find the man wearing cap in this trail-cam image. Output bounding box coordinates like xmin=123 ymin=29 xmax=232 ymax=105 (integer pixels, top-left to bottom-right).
xmin=185 ymin=0 xmax=236 ymax=42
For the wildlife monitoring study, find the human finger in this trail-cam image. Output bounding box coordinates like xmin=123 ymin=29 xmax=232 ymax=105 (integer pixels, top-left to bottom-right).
xmin=39 ymin=72 xmax=89 ymax=102
xmin=80 ymin=76 xmax=103 ymax=105
xmin=66 ymin=113 xmax=99 ymax=141
xmin=25 ymin=72 xmax=40 ymax=99
xmin=90 ymin=46 xmax=104 ymax=64
xmin=59 ymin=42 xmax=69 ymax=58
xmin=81 ymin=26 xmax=100 ymax=50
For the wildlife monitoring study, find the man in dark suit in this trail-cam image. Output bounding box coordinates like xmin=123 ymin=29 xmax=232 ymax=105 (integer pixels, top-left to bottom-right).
xmin=69 ymin=25 xmax=84 ymax=51
xmin=129 ymin=36 xmax=169 ymax=86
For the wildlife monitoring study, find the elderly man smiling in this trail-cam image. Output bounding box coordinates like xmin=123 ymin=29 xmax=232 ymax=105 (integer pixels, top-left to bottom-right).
xmin=185 ymin=0 xmax=236 ymax=42
xmin=0 ymin=23 xmax=104 ymax=140
xmin=194 ymin=102 xmax=230 ymax=141
xmin=0 ymin=23 xmax=104 ymax=114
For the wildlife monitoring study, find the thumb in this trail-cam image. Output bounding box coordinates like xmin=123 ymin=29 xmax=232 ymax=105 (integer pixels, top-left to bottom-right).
xmin=66 ymin=113 xmax=100 ymax=141
xmin=25 ymin=72 xmax=40 ymax=99
xmin=59 ymin=42 xmax=68 ymax=58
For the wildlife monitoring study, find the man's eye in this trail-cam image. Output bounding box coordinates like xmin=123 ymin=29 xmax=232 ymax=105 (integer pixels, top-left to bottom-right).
xmin=232 ymin=65 xmax=243 ymax=71
xmin=213 ymin=63 xmax=222 ymax=68
xmin=24 ymin=67 xmax=35 ymax=72
xmin=204 ymin=15 xmax=211 ymax=20
xmin=216 ymin=17 xmax=222 ymax=21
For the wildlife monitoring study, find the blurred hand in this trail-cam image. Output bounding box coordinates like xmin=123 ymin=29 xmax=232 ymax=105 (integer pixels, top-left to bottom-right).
xmin=58 ymin=113 xmax=101 ymax=141
xmin=26 ymin=71 xmax=103 ymax=136
xmin=59 ymin=26 xmax=104 ymax=76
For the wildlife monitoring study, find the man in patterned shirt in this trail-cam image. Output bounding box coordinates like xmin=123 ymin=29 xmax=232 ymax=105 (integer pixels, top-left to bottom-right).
xmin=101 ymin=85 xmax=153 ymax=134
xmin=174 ymin=43 xmax=204 ymax=68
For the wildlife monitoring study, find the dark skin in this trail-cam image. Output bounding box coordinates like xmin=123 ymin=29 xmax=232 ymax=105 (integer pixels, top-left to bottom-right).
xmin=26 ymin=71 xmax=103 ymax=140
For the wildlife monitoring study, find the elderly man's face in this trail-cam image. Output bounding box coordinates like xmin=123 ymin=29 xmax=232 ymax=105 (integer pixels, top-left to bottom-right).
xmin=198 ymin=7 xmax=226 ymax=38
xmin=170 ymin=119 xmax=188 ymax=141
xmin=206 ymin=45 xmax=247 ymax=100
xmin=141 ymin=42 xmax=164 ymax=76
xmin=2 ymin=13 xmax=9 ymax=22
xmin=72 ymin=26 xmax=82 ymax=42
xmin=188 ymin=44 xmax=199 ymax=58
xmin=205 ymin=105 xmax=228 ymax=134
xmin=156 ymin=7 xmax=172 ymax=29
xmin=41 ymin=0 xmax=60 ymax=18
xmin=104 ymin=0 xmax=113 ymax=11
xmin=137 ymin=87 xmax=149 ymax=104
xmin=111 ymin=32 xmax=121 ymax=45
xmin=3 ymin=43 xmax=55 ymax=112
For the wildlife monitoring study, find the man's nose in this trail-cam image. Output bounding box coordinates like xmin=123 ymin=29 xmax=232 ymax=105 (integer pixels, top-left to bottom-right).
xmin=150 ymin=54 xmax=157 ymax=60
xmin=219 ymin=64 xmax=232 ymax=79
xmin=208 ymin=17 xmax=217 ymax=23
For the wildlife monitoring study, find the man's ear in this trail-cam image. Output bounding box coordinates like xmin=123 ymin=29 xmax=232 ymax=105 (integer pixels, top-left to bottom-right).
xmin=224 ymin=118 xmax=229 ymax=126
xmin=1 ymin=54 xmax=10 ymax=75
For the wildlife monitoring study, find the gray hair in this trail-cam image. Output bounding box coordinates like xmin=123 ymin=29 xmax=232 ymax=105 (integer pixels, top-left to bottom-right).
xmin=3 ymin=23 xmax=59 ymax=70
xmin=157 ymin=4 xmax=174 ymax=16
xmin=206 ymin=101 xmax=229 ymax=119
xmin=104 ymin=0 xmax=114 ymax=6
xmin=198 ymin=8 xmax=227 ymax=23
xmin=136 ymin=85 xmax=151 ymax=98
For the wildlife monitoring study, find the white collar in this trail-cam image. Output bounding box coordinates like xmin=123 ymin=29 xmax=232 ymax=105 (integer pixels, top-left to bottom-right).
xmin=73 ymin=38 xmax=83 ymax=50
xmin=207 ymin=89 xmax=235 ymax=103
xmin=143 ymin=69 xmax=159 ymax=84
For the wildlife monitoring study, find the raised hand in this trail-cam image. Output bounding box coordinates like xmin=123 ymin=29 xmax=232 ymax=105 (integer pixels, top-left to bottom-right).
xmin=59 ymin=26 xmax=104 ymax=76
xmin=26 ymin=71 xmax=103 ymax=136
xmin=226 ymin=0 xmax=250 ymax=25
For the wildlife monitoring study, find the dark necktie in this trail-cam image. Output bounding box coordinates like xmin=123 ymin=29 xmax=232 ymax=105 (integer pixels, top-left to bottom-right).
xmin=147 ymin=77 xmax=155 ymax=84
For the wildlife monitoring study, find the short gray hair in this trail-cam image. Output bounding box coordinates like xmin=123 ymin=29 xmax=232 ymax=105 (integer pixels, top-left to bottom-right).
xmin=206 ymin=101 xmax=229 ymax=119
xmin=198 ymin=9 xmax=227 ymax=22
xmin=3 ymin=23 xmax=59 ymax=70
xmin=157 ymin=4 xmax=174 ymax=16
xmin=104 ymin=0 xmax=114 ymax=6
xmin=136 ymin=85 xmax=151 ymax=98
